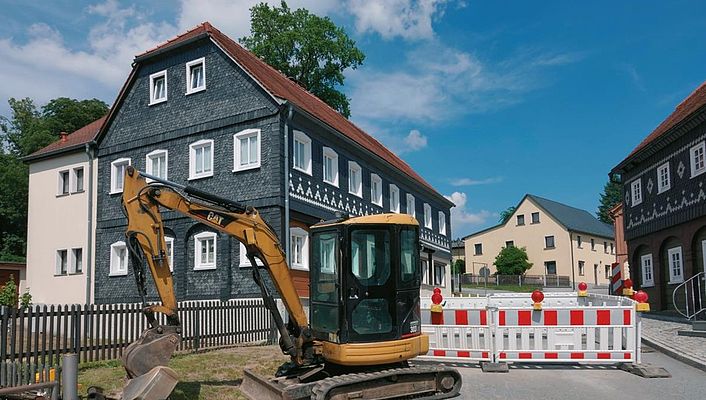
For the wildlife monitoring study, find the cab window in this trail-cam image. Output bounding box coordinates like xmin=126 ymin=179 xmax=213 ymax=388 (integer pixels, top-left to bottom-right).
xmin=350 ymin=229 xmax=390 ymax=286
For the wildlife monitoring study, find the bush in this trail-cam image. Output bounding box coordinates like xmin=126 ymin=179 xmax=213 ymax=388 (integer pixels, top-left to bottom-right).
xmin=494 ymin=246 xmax=532 ymax=275
xmin=0 ymin=275 xmax=31 ymax=309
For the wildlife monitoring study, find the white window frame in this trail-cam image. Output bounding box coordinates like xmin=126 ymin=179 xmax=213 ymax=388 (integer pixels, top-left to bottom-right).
xmin=145 ymin=149 xmax=169 ymax=180
xmin=185 ymin=57 xmax=206 ymax=95
xmin=406 ymin=193 xmax=416 ymax=217
xmin=57 ymin=169 xmax=70 ymax=196
xmin=149 ymin=70 xmax=168 ymax=105
xmin=433 ymin=262 xmax=446 ymax=287
xmin=290 ymin=227 xmax=309 ymax=271
xmin=194 ymin=231 xmax=217 ymax=271
xmin=72 ymin=167 xmax=84 ymax=193
xmin=691 ymin=141 xmax=706 ymax=178
xmin=348 ymin=161 xmax=362 ymax=197
xmin=389 ymin=184 xmax=400 ymax=213
xmin=189 ymin=139 xmax=214 ymax=180
xmin=110 ymin=158 xmax=131 ymax=194
xmin=293 ymin=131 xmax=312 ymax=175
xmin=657 ymin=163 xmax=670 ymax=194
xmin=165 ymin=236 xmax=174 ymax=273
xmin=631 ymin=179 xmax=642 ymax=206
xmin=233 ymin=129 xmax=261 ymax=172
xmin=370 ymin=174 xmax=382 ymax=206
xmin=55 ymin=249 xmax=68 ymax=276
xmin=69 ymin=247 xmax=83 ymax=274
xmin=641 ymin=254 xmax=654 ymax=287
xmin=423 ymin=203 xmax=432 ymax=229
xmin=109 ymin=241 xmax=128 ymax=276
xmin=322 ymin=147 xmax=339 ymax=187
xmin=667 ymin=246 xmax=684 ymax=284
xmin=239 ymin=242 xmax=265 ymax=268
xmin=438 ymin=211 xmax=446 ymax=236
xmin=421 ymin=260 xmax=430 ymax=285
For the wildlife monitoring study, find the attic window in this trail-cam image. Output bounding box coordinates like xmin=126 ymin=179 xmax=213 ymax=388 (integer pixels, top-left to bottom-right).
xmin=149 ymin=70 xmax=167 ymax=105
xmin=186 ymin=58 xmax=206 ymax=94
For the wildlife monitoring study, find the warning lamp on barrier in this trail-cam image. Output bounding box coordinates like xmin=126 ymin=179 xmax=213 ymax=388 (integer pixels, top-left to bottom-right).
xmin=634 ymin=290 xmax=650 ymax=312
xmin=431 ymin=287 xmax=444 ymax=313
xmin=531 ymin=289 xmax=544 ymax=311
xmin=430 ymin=288 xmax=444 ymax=324
xmin=577 ymin=282 xmax=588 ymax=297
xmin=623 ymin=278 xmax=634 ymax=297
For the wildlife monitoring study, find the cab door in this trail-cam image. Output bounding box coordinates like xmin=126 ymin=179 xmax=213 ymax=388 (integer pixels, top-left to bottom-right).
xmin=345 ymin=226 xmax=397 ymax=343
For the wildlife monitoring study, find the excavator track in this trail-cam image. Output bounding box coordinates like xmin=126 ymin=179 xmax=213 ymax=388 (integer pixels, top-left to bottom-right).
xmin=241 ymin=365 xmax=462 ymax=400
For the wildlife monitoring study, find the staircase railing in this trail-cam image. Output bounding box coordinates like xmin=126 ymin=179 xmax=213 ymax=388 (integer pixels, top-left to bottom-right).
xmin=673 ymin=272 xmax=706 ymax=319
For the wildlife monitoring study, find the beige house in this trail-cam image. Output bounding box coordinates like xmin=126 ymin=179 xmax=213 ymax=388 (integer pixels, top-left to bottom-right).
xmin=464 ymin=195 xmax=616 ymax=287
xmin=24 ymin=117 xmax=104 ymax=304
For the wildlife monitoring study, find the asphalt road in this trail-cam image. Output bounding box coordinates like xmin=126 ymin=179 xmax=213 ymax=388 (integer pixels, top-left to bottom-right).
xmin=426 ymin=348 xmax=706 ymax=400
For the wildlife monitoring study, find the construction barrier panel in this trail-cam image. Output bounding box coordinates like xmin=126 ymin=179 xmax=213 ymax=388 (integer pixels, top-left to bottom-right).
xmin=419 ymin=292 xmax=642 ymax=366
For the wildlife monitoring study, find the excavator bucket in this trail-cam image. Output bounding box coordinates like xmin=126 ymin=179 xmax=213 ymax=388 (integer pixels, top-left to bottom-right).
xmin=121 ymin=366 xmax=179 ymax=400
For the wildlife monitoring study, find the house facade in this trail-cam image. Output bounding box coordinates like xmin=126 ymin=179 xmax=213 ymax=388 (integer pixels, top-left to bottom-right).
xmin=611 ymin=82 xmax=706 ymax=310
xmin=23 ymin=119 xmax=104 ymax=304
xmin=464 ymin=195 xmax=615 ymax=287
xmin=88 ymin=22 xmax=453 ymax=304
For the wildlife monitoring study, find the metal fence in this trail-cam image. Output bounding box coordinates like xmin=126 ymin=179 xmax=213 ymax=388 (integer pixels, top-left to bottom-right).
xmin=0 ymin=298 xmax=273 ymax=388
xmin=461 ymin=274 xmax=571 ymax=288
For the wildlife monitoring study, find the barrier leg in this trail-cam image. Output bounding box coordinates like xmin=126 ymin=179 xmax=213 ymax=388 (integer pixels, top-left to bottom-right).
xmin=481 ymin=307 xmax=508 ymax=373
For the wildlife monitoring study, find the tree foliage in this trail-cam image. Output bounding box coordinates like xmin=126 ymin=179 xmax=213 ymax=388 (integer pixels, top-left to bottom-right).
xmin=494 ymin=246 xmax=532 ymax=275
xmin=0 ymin=275 xmax=32 ymax=309
xmin=452 ymin=259 xmax=466 ymax=274
xmin=499 ymin=206 xmax=517 ymax=224
xmin=597 ymin=180 xmax=622 ymax=224
xmin=0 ymin=97 xmax=108 ymax=261
xmin=241 ymin=1 xmax=365 ymax=117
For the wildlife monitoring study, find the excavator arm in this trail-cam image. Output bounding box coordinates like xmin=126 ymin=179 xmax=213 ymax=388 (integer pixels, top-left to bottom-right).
xmin=120 ymin=167 xmax=315 ymax=385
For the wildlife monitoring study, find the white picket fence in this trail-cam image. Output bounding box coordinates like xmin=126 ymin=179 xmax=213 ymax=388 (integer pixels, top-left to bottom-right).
xmin=419 ymin=292 xmax=641 ymax=365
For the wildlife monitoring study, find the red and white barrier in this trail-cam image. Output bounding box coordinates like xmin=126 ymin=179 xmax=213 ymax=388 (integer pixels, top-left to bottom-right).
xmin=419 ymin=291 xmax=643 ymax=366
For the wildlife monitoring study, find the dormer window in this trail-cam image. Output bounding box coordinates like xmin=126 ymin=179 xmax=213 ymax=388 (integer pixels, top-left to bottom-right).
xmin=149 ymin=70 xmax=167 ymax=105
xmin=186 ymin=58 xmax=206 ymax=94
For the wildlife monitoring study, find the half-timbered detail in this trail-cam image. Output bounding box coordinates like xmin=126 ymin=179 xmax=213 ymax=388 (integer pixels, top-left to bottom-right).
xmin=612 ymin=81 xmax=706 ymax=310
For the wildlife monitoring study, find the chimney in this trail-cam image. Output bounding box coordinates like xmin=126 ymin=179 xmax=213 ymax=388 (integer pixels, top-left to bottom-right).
xmin=60 ymin=132 xmax=68 ymax=143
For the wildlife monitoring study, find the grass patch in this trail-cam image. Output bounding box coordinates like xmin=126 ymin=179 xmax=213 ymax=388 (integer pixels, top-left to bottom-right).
xmin=78 ymin=345 xmax=287 ymax=400
xmin=461 ymin=284 xmax=543 ymax=293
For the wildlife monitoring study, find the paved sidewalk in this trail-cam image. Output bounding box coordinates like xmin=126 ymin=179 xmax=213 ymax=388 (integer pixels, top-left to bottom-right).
xmin=641 ymin=315 xmax=706 ymax=371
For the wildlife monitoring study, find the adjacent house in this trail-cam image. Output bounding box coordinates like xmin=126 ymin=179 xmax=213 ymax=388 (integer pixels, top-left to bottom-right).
xmin=23 ymin=118 xmax=104 ymax=304
xmin=611 ymin=81 xmax=706 ymax=310
xmin=609 ymin=202 xmax=629 ymax=274
xmin=25 ymin=22 xmax=454 ymax=305
xmin=464 ymin=194 xmax=615 ymax=287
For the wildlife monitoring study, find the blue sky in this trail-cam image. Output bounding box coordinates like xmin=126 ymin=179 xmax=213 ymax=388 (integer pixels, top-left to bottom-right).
xmin=2 ymin=1 xmax=706 ymax=238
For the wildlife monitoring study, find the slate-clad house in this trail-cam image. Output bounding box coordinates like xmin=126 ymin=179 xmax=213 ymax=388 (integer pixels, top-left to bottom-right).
xmin=91 ymin=22 xmax=453 ymax=304
xmin=611 ymin=81 xmax=706 ymax=310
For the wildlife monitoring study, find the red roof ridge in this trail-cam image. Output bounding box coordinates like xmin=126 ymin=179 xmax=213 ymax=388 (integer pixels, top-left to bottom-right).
xmin=27 ymin=115 xmax=107 ymax=159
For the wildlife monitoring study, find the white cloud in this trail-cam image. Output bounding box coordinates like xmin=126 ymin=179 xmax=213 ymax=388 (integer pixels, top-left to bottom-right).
xmin=449 ymin=177 xmax=503 ymax=186
xmin=177 ymin=0 xmax=342 ymax=40
xmin=444 ymin=191 xmax=493 ymax=235
xmin=348 ymin=0 xmax=450 ymax=40
xmin=355 ymin=120 xmax=428 ymax=155
xmin=349 ymin=42 xmax=583 ymax=122
xmin=403 ymin=129 xmax=427 ymax=152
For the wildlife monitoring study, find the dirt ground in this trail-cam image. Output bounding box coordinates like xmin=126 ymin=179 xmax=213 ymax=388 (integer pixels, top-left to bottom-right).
xmin=78 ymin=345 xmax=288 ymax=400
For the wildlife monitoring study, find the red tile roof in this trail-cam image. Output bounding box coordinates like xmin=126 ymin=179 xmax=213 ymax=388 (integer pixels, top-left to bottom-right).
xmin=624 ymin=81 xmax=706 ymax=161
xmin=26 ymin=116 xmax=107 ymax=160
xmin=138 ymin=22 xmax=441 ymax=196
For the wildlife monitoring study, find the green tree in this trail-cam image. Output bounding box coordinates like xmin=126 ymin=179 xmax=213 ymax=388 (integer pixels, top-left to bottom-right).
xmin=499 ymin=206 xmax=517 ymax=224
xmin=0 ymin=97 xmax=108 ymax=261
xmin=452 ymin=259 xmax=466 ymax=274
xmin=0 ymin=275 xmax=31 ymax=308
xmin=241 ymin=1 xmax=365 ymax=117
xmin=494 ymin=246 xmax=532 ymax=275
xmin=597 ymin=180 xmax=621 ymax=224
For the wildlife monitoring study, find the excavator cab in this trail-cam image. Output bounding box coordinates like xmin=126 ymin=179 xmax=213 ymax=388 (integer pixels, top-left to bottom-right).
xmin=308 ymin=215 xmax=428 ymax=366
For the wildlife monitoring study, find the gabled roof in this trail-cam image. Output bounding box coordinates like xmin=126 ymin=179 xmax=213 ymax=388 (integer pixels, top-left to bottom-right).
xmin=464 ymin=194 xmax=614 ymax=239
xmin=124 ymin=22 xmax=448 ymax=204
xmin=24 ymin=116 xmax=107 ymax=162
xmin=527 ymin=195 xmax=614 ymax=238
xmin=614 ymin=81 xmax=706 ymax=172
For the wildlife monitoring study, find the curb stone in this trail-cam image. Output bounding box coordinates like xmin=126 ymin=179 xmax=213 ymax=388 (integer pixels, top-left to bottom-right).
xmin=641 ymin=337 xmax=706 ymax=373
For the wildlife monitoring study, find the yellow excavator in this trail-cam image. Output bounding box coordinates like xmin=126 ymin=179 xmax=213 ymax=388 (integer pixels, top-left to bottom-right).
xmin=119 ymin=166 xmax=461 ymax=400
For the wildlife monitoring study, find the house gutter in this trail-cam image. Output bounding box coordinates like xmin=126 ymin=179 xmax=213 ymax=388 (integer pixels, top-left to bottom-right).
xmin=569 ymin=231 xmax=576 ymax=290
xmin=283 ymin=103 xmax=293 ymax=264
xmin=85 ymin=141 xmax=96 ymax=304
